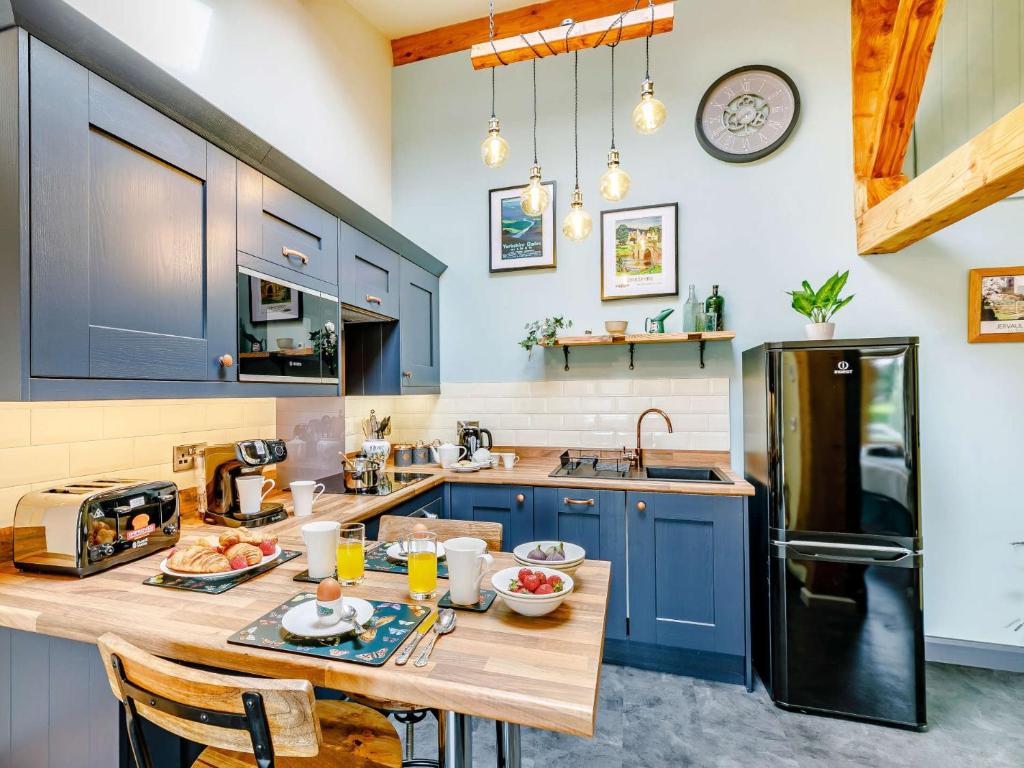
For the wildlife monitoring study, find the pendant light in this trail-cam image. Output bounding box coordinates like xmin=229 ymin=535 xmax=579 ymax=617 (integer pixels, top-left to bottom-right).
xmin=480 ymin=2 xmax=509 ymax=167
xmin=563 ymin=51 xmax=592 ymax=241
xmin=632 ymin=3 xmax=666 ymax=134
xmin=520 ymin=58 xmax=550 ymax=216
xmin=600 ymin=45 xmax=631 ymax=201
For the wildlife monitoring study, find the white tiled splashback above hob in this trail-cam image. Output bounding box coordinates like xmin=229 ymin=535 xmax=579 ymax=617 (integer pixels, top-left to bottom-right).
xmin=344 ymin=378 xmax=729 ymax=455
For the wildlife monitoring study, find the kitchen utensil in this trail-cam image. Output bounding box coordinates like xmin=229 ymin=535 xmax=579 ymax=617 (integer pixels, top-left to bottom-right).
xmin=394 ymin=611 xmax=438 ymax=665
xmin=289 ymin=480 xmax=325 ymax=517
xmin=301 ymin=520 xmax=340 ymax=579
xmin=338 ymin=454 xmax=382 ymax=492
xmin=336 ymin=523 xmax=365 ymax=585
xmin=338 ymin=602 xmax=368 ymax=634
xmin=604 ymin=320 xmax=628 ymax=335
xmin=280 ymin=597 xmax=374 ymax=639
xmin=413 ymin=608 xmax=456 ymax=667
xmin=445 ymin=537 xmax=493 ymax=606
xmin=431 ymin=442 xmax=467 ymax=468
xmin=645 ymin=307 xmax=675 ymax=333
xmin=491 ymin=566 xmax=574 ymax=617
xmin=457 ymin=421 xmax=493 ymax=458
xmin=159 ymin=545 xmax=282 ymax=581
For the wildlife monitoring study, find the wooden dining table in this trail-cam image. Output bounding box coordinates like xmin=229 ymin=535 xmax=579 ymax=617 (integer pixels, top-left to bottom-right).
xmin=0 ymin=521 xmax=611 ymax=768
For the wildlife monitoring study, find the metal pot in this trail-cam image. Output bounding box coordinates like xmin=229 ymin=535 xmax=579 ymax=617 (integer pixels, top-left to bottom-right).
xmin=341 ymin=455 xmax=382 ymax=492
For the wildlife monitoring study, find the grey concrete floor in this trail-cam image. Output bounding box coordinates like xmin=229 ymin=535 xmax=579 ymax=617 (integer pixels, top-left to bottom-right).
xmin=395 ymin=662 xmax=1024 ymax=767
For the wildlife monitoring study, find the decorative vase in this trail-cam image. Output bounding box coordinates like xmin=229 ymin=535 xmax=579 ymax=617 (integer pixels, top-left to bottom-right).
xmin=805 ymin=322 xmax=836 ymax=341
xmin=362 ymin=439 xmax=391 ymax=464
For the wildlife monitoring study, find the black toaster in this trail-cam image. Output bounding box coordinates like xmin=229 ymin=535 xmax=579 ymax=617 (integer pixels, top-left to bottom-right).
xmin=13 ymin=479 xmax=180 ymax=577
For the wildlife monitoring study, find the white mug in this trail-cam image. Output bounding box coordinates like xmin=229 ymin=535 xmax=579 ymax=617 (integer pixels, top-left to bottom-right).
xmin=433 ymin=442 xmax=467 ymax=468
xmin=290 ymin=480 xmax=326 ymax=517
xmin=498 ymin=453 xmax=520 ymax=470
xmin=235 ymin=475 xmax=275 ymax=516
xmin=302 ymin=520 xmax=340 ymax=579
xmin=445 ymin=537 xmax=494 ymax=606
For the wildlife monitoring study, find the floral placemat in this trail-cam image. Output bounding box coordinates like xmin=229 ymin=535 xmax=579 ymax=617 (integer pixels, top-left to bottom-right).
xmin=227 ymin=592 xmax=431 ymax=666
xmin=143 ymin=550 xmax=301 ymax=594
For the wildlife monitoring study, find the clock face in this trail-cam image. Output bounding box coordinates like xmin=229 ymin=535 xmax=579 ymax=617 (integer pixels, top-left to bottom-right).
xmin=695 ymin=66 xmax=800 ymax=163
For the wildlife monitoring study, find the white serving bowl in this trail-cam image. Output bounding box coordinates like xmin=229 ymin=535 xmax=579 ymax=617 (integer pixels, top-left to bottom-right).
xmin=512 ymin=555 xmax=582 ymax=579
xmin=512 ymin=541 xmax=585 ymax=575
xmin=491 ymin=566 xmax=574 ymax=617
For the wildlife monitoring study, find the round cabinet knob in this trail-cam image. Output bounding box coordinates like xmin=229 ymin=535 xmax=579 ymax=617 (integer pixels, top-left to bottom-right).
xmin=636 ymin=501 xmax=647 ymax=512
xmin=219 ymin=354 xmax=234 ymax=368
xmin=516 ymin=493 xmax=525 ymax=503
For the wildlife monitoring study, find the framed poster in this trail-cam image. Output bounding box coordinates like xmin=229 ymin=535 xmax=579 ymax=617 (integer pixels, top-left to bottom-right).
xmin=968 ymin=267 xmax=1024 ymax=342
xmin=250 ymin=276 xmax=301 ymax=322
xmin=489 ymin=182 xmax=556 ymax=273
xmin=600 ymin=203 xmax=679 ymax=301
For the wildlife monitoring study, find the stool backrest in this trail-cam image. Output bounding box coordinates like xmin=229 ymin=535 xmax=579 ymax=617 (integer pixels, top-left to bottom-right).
xmin=376 ymin=515 xmax=503 ymax=553
xmin=97 ymin=633 xmax=320 ymax=766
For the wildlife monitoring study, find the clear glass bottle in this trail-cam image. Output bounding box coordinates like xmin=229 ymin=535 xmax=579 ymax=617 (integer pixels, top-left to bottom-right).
xmin=705 ymin=285 xmax=724 ymax=331
xmin=683 ymin=284 xmax=699 ymax=332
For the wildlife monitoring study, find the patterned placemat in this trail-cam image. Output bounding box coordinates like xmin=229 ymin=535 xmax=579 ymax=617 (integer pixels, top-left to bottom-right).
xmin=227 ymin=593 xmax=431 ymax=666
xmin=438 ymin=589 xmax=496 ymax=612
xmin=144 ymin=550 xmax=301 ymax=594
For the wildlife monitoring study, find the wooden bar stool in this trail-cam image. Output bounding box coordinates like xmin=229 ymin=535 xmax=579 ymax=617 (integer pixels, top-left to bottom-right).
xmin=97 ymin=633 xmax=401 ymax=768
xmin=356 ymin=517 xmax=504 ymax=767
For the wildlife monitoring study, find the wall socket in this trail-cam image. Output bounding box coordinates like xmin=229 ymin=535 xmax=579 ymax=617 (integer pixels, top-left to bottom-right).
xmin=173 ymin=443 xmax=206 ymax=473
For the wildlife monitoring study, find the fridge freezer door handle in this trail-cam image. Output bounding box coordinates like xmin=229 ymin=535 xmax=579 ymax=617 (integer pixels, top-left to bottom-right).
xmin=772 ymin=540 xmax=919 ymax=565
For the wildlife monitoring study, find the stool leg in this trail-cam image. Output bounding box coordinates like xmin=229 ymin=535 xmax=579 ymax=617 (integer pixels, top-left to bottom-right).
xmin=405 ymin=718 xmax=415 ymax=762
xmin=496 ymin=721 xmax=521 ymax=768
xmin=441 ymin=711 xmax=471 ymax=768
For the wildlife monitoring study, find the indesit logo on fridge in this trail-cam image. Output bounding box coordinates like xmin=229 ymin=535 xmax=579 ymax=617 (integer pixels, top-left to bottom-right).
xmin=834 ymin=360 xmax=852 ymax=375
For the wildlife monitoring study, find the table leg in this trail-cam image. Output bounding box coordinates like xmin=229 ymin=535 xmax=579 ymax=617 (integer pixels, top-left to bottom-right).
xmin=441 ymin=711 xmax=472 ymax=767
xmin=495 ymin=721 xmax=522 ymax=768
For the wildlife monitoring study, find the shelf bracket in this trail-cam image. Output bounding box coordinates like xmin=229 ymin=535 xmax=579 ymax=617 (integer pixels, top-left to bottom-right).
xmin=699 ymin=340 xmax=706 ymax=369
xmin=628 ymin=343 xmax=635 ymax=371
xmin=563 ymin=346 xmax=570 ymax=372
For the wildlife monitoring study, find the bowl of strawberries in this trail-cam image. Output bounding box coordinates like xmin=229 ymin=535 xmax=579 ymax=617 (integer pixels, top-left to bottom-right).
xmin=491 ymin=566 xmax=574 ymax=617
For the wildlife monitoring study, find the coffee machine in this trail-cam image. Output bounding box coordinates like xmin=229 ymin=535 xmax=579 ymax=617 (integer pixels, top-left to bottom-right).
xmin=204 ymin=439 xmax=289 ymax=527
xmin=457 ymin=420 xmax=493 ymax=458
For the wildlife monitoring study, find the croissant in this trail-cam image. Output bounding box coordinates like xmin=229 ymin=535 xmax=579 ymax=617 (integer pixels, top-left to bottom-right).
xmin=168 ymin=545 xmax=231 ymax=574
xmin=218 ymin=531 xmax=243 ymax=549
xmin=224 ymin=542 xmax=262 ymax=567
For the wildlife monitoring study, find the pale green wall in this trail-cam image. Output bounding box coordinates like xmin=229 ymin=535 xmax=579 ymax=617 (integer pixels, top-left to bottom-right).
xmin=392 ymin=0 xmax=1024 ymax=647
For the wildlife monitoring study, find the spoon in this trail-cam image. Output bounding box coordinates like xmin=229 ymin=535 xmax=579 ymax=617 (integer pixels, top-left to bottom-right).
xmin=339 ymin=604 xmax=367 ymax=635
xmin=414 ymin=609 xmax=456 ymax=667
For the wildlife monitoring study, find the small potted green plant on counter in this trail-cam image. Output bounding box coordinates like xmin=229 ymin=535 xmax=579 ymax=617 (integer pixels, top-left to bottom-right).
xmin=787 ymin=271 xmax=854 ymax=340
xmin=519 ymin=317 xmax=572 ymax=358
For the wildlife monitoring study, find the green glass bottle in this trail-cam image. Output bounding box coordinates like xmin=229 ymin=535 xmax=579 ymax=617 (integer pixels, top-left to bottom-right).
xmin=704 ymin=285 xmax=724 ymax=331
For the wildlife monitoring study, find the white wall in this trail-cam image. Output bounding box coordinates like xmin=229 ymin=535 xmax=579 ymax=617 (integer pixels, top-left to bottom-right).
xmin=66 ymin=0 xmax=393 ymax=221
xmin=392 ymin=0 xmax=1024 ymax=647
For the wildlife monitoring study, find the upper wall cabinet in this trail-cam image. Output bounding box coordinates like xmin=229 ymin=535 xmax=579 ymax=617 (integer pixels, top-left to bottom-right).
xmin=340 ymin=222 xmax=400 ymax=319
xmin=399 ymin=259 xmax=440 ymax=392
xmin=237 ymin=164 xmax=339 ymax=287
xmin=28 ymin=39 xmax=236 ymax=383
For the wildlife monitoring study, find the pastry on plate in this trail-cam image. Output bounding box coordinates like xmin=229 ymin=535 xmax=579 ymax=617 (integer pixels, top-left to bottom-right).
xmin=223 ymin=542 xmax=262 ymax=567
xmin=167 ymin=545 xmax=231 ymax=574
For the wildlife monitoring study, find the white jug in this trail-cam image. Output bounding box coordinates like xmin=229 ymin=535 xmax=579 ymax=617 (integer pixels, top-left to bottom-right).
xmin=431 ymin=442 xmax=467 ymax=468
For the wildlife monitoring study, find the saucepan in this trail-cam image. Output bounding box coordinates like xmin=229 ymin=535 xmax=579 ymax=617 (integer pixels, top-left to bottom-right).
xmin=338 ymin=453 xmax=382 ymax=492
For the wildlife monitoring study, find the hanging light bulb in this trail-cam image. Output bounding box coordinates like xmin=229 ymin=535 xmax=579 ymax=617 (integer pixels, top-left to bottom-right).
xmin=521 ymin=163 xmax=550 ymax=216
xmin=563 ymin=185 xmax=592 ymax=241
xmin=600 ymin=148 xmax=631 ymax=201
xmin=633 ymin=9 xmax=666 ymax=134
xmin=481 ymin=116 xmax=509 ymax=167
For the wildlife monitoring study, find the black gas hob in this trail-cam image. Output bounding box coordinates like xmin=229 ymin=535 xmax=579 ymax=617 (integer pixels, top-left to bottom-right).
xmin=319 ymin=471 xmax=432 ymax=496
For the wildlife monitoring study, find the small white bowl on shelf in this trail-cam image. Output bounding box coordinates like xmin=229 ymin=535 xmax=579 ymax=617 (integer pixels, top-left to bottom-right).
xmin=491 ymin=566 xmax=574 ymax=617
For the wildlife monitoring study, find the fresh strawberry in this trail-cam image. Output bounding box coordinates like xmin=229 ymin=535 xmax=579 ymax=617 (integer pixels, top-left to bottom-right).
xmin=547 ymin=575 xmax=564 ymax=590
xmin=522 ymin=573 xmax=541 ymax=593
xmin=257 ymin=539 xmax=276 ymax=556
xmin=229 ymin=555 xmax=248 ymax=570
xmin=535 ymin=572 xmax=547 ymax=585
xmin=517 ymin=567 xmax=533 ymax=582
xmin=508 ymin=579 xmax=524 ymax=593
xmin=535 ymin=583 xmax=554 ymax=595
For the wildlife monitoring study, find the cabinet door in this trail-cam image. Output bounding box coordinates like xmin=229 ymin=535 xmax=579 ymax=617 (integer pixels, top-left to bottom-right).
xmin=339 ymin=222 xmax=399 ymax=319
xmin=448 ymin=484 xmax=533 ymax=551
xmin=237 ymin=164 xmax=339 ymax=287
xmin=627 ymin=492 xmax=746 ymax=655
xmin=534 ymin=487 xmax=628 ymax=641
xmin=399 ymin=259 xmax=440 ymax=392
xmin=29 ymin=40 xmax=235 ymax=381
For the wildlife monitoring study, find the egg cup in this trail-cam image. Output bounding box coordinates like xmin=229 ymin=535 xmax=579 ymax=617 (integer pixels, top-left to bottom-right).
xmin=315 ymin=596 xmax=344 ymax=626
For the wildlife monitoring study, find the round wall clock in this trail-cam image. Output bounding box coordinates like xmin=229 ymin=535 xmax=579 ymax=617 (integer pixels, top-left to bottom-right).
xmin=695 ymin=65 xmax=800 ymax=163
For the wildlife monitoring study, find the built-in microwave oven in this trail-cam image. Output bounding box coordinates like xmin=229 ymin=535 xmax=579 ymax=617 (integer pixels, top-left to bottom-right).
xmin=237 ymin=267 xmax=339 ymax=384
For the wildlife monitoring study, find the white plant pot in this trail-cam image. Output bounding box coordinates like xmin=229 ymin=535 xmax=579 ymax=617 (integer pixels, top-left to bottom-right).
xmin=805 ymin=322 xmax=836 ymax=341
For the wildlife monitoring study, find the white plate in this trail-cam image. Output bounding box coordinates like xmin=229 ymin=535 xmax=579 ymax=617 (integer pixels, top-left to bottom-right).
xmin=280 ymin=597 xmax=375 ymax=639
xmin=386 ymin=542 xmax=446 ymax=561
xmin=449 ymin=463 xmax=482 ymax=472
xmin=159 ymin=545 xmax=281 ymax=581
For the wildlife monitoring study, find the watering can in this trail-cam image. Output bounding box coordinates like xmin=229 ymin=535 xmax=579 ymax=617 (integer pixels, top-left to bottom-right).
xmin=645 ymin=308 xmax=675 ymax=334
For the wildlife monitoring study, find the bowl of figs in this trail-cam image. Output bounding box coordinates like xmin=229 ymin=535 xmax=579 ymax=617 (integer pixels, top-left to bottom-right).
xmin=491 ymin=566 xmax=574 ymax=617
xmin=512 ymin=541 xmax=585 ymax=578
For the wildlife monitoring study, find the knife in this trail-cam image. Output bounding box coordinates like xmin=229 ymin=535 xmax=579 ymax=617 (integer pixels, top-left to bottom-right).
xmin=394 ymin=611 xmax=437 ymax=665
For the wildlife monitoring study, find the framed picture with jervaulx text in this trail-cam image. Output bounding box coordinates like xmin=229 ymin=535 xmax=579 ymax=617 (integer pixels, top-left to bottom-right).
xmin=968 ymin=267 xmax=1024 ymax=343
xmin=489 ymin=183 xmax=556 ymax=273
xmin=600 ymin=203 xmax=679 ymax=301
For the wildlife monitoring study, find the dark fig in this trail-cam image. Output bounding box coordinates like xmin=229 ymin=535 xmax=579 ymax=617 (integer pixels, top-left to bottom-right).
xmin=527 ymin=545 xmax=547 ymax=560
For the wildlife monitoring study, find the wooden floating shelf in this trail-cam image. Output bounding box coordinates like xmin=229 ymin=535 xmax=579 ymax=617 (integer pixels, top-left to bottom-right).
xmin=542 ymin=331 xmax=736 ymax=371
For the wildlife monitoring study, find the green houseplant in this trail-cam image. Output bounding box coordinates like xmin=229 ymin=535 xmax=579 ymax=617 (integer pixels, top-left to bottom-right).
xmin=519 ymin=317 xmax=572 ymax=358
xmin=787 ymin=271 xmax=854 ymax=340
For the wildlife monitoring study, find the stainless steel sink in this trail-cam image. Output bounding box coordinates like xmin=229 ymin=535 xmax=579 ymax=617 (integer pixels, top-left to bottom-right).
xmin=642 ymin=466 xmax=732 ymax=484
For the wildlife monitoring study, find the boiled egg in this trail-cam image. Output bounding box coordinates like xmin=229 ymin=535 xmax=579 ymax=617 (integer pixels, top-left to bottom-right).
xmin=316 ymin=577 xmax=342 ymax=602
xmin=412 ymin=522 xmax=428 ymax=535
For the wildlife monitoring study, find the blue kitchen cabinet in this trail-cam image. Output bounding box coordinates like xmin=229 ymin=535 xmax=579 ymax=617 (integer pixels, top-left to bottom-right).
xmin=446 ymin=484 xmax=534 ymax=551
xmin=339 ymin=222 xmax=400 ymax=319
xmin=398 ymin=259 xmax=440 ymax=393
xmin=533 ymin=487 xmax=628 ymax=641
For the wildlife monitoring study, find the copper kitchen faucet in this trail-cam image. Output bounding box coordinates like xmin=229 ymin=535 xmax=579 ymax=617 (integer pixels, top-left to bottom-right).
xmin=635 ymin=408 xmax=673 ymax=469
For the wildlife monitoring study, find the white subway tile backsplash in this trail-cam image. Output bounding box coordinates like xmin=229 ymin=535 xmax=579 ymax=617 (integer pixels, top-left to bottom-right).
xmin=546 ymin=397 xmax=582 ymax=414
xmin=529 ymin=381 xmax=563 ymax=397
xmin=633 ymin=379 xmax=672 ymax=396
xmin=0 ymin=410 xmax=31 ymax=449
xmin=671 ymin=379 xmax=711 ymax=395
xmin=562 ymin=380 xmax=599 ymax=396
xmin=530 ymin=414 xmax=565 ymax=429
xmin=614 ymin=396 xmax=652 ymax=412
xmin=499 ymin=414 xmax=531 ymax=429
xmin=595 ymin=381 xmax=634 ymax=396
xmin=31 ymin=406 xmax=103 ymax=445
xmin=690 ymin=396 xmax=729 ymax=414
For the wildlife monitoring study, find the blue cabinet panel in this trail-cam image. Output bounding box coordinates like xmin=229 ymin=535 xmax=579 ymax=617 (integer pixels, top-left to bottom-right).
xmin=448 ymin=484 xmax=534 ymax=551
xmin=340 ymin=222 xmax=400 ymax=319
xmin=627 ymin=492 xmax=746 ymax=656
xmin=399 ymin=259 xmax=440 ymax=393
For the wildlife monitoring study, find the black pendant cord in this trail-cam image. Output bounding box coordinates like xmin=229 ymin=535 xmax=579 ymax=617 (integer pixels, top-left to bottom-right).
xmin=645 ymin=0 xmax=654 ymax=81
xmin=610 ymin=46 xmax=616 ymax=150
xmin=532 ymin=58 xmax=539 ymax=164
xmin=573 ymin=50 xmax=580 ymax=189
xmin=490 ymin=67 xmax=496 ymax=119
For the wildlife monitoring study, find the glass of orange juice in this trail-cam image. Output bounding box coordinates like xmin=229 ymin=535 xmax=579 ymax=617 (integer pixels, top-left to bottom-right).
xmin=406 ymin=531 xmax=438 ymax=600
xmin=336 ymin=523 xmax=365 ymax=585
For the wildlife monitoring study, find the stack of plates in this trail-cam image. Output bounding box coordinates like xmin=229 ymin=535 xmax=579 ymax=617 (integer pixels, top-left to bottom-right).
xmin=512 ymin=541 xmax=586 ymax=578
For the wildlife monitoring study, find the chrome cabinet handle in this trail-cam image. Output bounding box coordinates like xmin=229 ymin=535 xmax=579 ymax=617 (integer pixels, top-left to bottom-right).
xmin=218 ymin=354 xmax=234 ymax=368
xmin=365 ymin=294 xmax=383 ymax=304
xmin=563 ymin=497 xmax=595 ymax=506
xmin=282 ymin=246 xmax=309 ymax=264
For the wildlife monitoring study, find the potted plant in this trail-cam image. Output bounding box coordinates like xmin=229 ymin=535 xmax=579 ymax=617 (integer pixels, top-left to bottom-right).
xmin=519 ymin=317 xmax=572 ymax=358
xmin=787 ymin=271 xmax=854 ymax=340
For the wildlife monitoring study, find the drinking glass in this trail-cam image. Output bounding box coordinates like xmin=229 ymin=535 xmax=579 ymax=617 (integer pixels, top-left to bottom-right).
xmin=696 ymin=311 xmax=718 ymax=332
xmin=406 ymin=531 xmax=438 ymax=600
xmin=336 ymin=523 xmax=365 ymax=585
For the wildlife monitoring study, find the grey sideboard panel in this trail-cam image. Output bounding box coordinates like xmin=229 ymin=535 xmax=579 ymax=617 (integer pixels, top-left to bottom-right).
xmin=0 ymin=628 xmax=120 ymax=768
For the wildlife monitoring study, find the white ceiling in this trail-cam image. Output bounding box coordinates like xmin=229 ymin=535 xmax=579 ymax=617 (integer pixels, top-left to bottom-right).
xmin=346 ymin=0 xmax=538 ymax=39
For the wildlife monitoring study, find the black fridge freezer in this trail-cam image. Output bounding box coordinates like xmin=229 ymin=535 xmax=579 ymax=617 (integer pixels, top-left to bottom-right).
xmin=743 ymin=338 xmax=926 ymax=730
